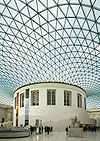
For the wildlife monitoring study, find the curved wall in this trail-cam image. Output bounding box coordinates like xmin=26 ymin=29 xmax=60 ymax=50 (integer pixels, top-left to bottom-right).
xmin=13 ymin=82 xmax=89 ymax=131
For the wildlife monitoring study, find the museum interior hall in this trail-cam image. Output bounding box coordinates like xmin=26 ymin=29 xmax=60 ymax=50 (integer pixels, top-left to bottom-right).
xmin=0 ymin=0 xmax=100 ymax=140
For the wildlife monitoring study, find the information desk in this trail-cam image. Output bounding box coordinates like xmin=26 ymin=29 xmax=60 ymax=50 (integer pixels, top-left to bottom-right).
xmin=0 ymin=127 xmax=30 ymax=138
xmin=68 ymin=128 xmax=83 ymax=137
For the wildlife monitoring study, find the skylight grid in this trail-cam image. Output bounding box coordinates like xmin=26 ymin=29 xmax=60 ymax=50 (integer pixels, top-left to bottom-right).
xmin=0 ymin=0 xmax=100 ymax=107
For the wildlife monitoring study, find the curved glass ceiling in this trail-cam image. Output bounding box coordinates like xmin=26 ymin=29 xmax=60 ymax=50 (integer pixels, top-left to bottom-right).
xmin=0 ymin=0 xmax=100 ymax=102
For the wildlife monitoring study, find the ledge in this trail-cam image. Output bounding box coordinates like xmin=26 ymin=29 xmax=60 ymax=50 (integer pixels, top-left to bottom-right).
xmin=14 ymin=81 xmax=86 ymax=94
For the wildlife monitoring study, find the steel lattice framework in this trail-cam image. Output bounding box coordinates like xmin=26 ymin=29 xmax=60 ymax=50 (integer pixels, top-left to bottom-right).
xmin=0 ymin=0 xmax=100 ymax=107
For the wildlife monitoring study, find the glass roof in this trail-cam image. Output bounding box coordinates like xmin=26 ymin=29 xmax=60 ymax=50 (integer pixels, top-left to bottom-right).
xmin=0 ymin=0 xmax=100 ymax=107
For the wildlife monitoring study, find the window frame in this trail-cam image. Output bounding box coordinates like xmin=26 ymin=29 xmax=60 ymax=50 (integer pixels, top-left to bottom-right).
xmin=20 ymin=93 xmax=24 ymax=107
xmin=77 ymin=93 xmax=82 ymax=108
xmin=64 ymin=90 xmax=72 ymax=106
xmin=47 ymin=89 xmax=56 ymax=105
xmin=31 ymin=90 xmax=39 ymax=106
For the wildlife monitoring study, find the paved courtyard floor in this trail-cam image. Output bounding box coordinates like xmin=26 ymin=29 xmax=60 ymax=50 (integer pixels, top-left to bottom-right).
xmin=0 ymin=131 xmax=99 ymax=141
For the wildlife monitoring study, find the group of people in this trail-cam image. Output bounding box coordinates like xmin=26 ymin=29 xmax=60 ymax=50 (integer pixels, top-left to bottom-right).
xmin=30 ymin=125 xmax=53 ymax=135
xmin=44 ymin=126 xmax=53 ymax=134
xmin=65 ymin=124 xmax=97 ymax=135
xmin=83 ymin=125 xmax=97 ymax=132
xmin=0 ymin=121 xmax=13 ymax=128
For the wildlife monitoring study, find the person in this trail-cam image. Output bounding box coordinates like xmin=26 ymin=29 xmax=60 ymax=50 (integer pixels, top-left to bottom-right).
xmin=39 ymin=120 xmax=43 ymax=134
xmin=50 ymin=126 xmax=53 ymax=132
xmin=45 ymin=126 xmax=47 ymax=132
xmin=30 ymin=125 xmax=33 ymax=135
xmin=33 ymin=126 xmax=36 ymax=134
xmin=42 ymin=126 xmax=43 ymax=133
xmin=65 ymin=127 xmax=68 ymax=135
xmin=1 ymin=124 xmax=3 ymax=127
xmin=39 ymin=126 xmax=41 ymax=134
xmin=47 ymin=126 xmax=50 ymax=135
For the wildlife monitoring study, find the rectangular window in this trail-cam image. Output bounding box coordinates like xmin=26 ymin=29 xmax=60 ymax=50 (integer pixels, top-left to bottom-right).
xmin=26 ymin=89 xmax=29 ymax=98
xmin=77 ymin=94 xmax=82 ymax=108
xmin=20 ymin=93 xmax=24 ymax=107
xmin=64 ymin=90 xmax=72 ymax=106
xmin=47 ymin=89 xmax=56 ymax=105
xmin=31 ymin=90 xmax=39 ymax=106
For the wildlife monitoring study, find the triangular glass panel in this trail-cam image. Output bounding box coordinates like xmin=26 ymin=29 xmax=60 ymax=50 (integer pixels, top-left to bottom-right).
xmin=67 ymin=6 xmax=75 ymax=17
xmin=71 ymin=4 xmax=80 ymax=16
xmin=47 ymin=10 xmax=55 ymax=21
xmin=87 ymin=10 xmax=95 ymax=21
xmin=28 ymin=0 xmax=38 ymax=11
xmin=68 ymin=18 xmax=76 ymax=27
xmin=60 ymin=5 xmax=69 ymax=15
xmin=38 ymin=0 xmax=46 ymax=12
xmin=16 ymin=0 xmax=26 ymax=11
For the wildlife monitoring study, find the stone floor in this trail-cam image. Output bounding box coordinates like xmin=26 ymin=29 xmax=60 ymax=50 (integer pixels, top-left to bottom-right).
xmin=0 ymin=131 xmax=99 ymax=141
